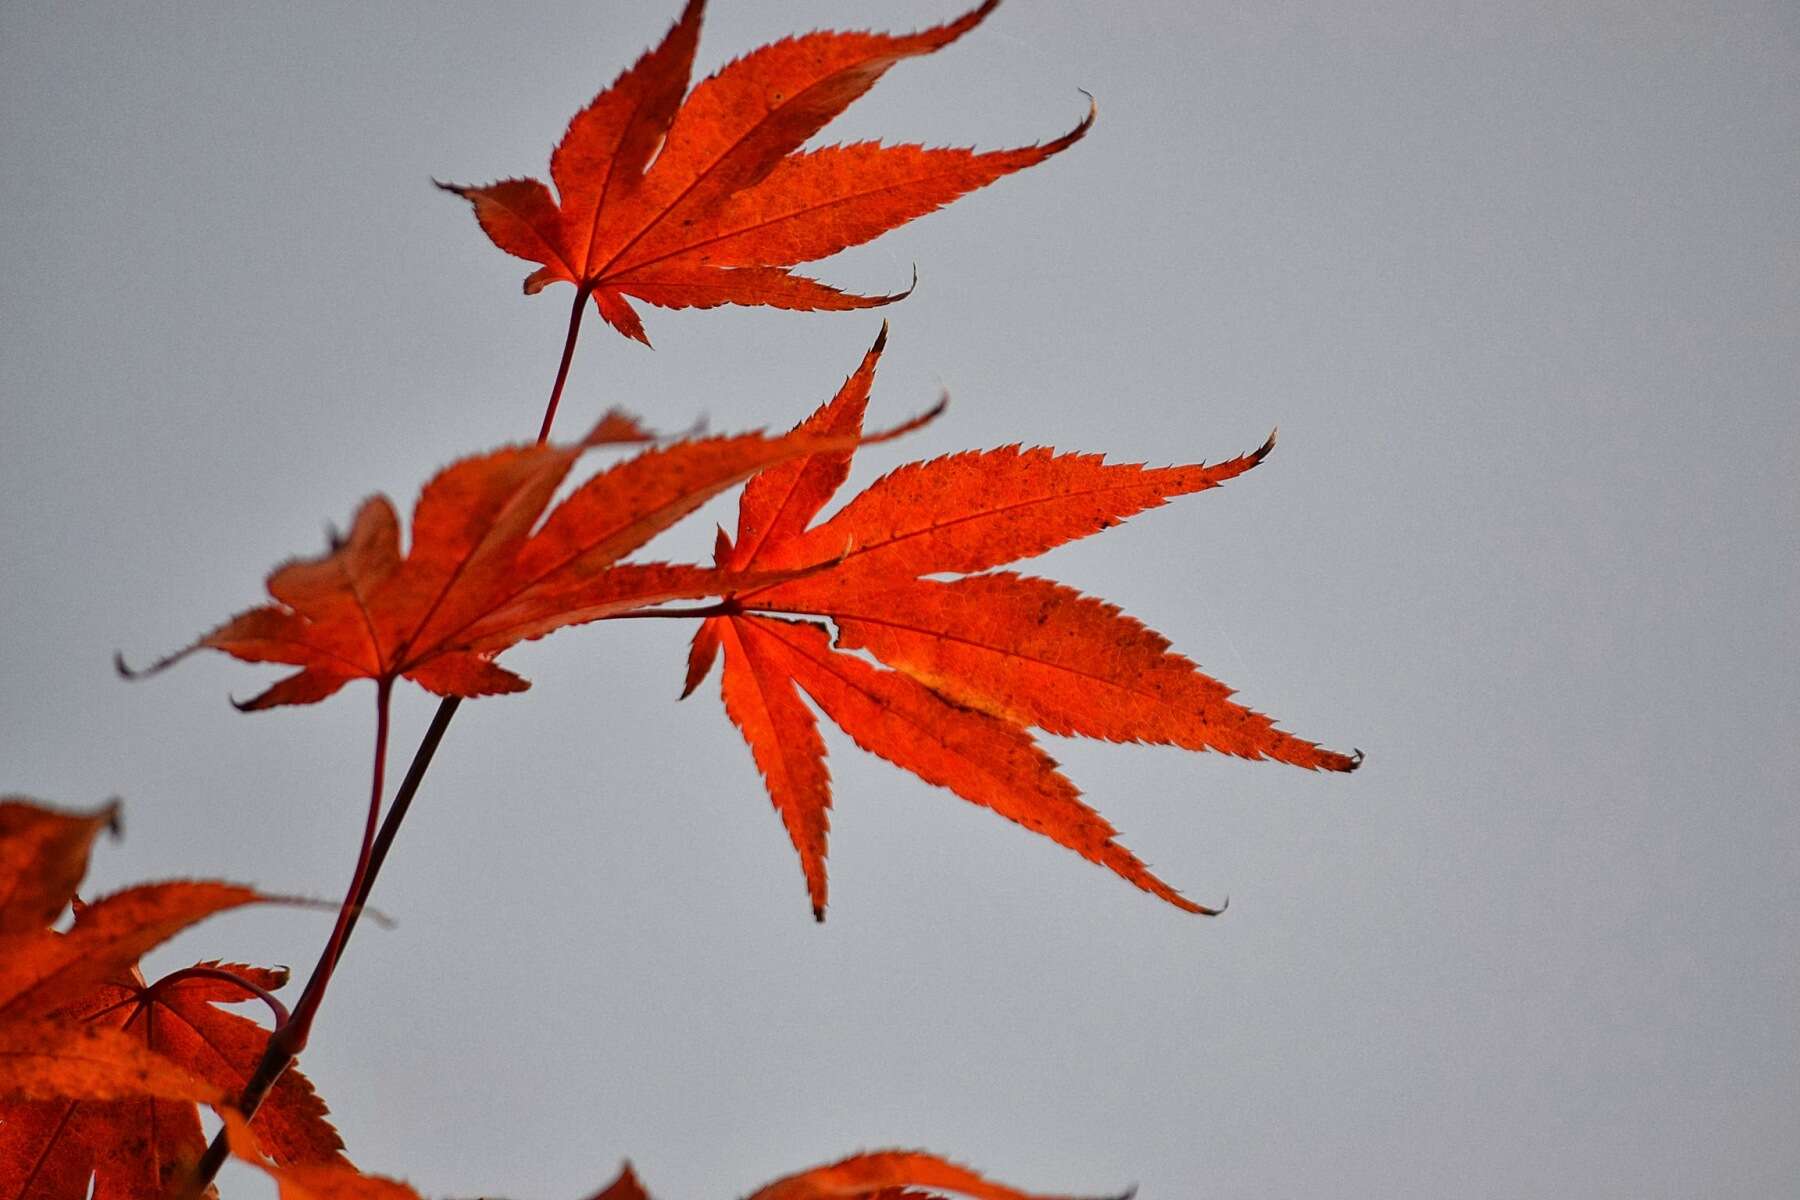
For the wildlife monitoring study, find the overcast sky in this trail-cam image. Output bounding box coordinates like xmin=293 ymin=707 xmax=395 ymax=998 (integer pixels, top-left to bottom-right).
xmin=3 ymin=2 xmax=1796 ymax=1197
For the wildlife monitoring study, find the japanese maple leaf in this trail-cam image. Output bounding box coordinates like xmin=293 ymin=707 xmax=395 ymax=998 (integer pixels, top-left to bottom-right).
xmin=123 ymin=408 xmax=933 ymax=711
xmin=0 ymin=801 xmax=340 ymax=1199
xmin=743 ymin=1151 xmax=1114 ymax=1200
xmin=0 ymin=881 xmax=265 ymax=1026
xmin=439 ymin=0 xmax=1091 ymax=344
xmin=0 ymin=796 xmax=225 ymax=1118
xmin=1 ymin=963 xmax=347 ymax=1200
xmin=225 ymin=1121 xmax=1104 ymax=1200
xmin=685 ymin=330 xmax=1359 ymax=918
xmin=0 ymin=801 xmax=219 ymax=1117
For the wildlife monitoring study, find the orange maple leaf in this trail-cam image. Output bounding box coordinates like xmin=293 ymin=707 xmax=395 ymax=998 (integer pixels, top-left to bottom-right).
xmin=224 ymin=1119 xmax=1108 ymax=1200
xmin=439 ymin=0 xmax=1090 ymax=344
xmin=123 ymin=409 xmax=934 ymax=711
xmin=1 ymin=964 xmax=347 ymax=1200
xmin=686 ymin=330 xmax=1359 ymax=918
xmin=0 ymin=881 xmax=266 ymax=1026
xmin=0 ymin=801 xmax=343 ymax=1200
xmin=1 ymin=802 xmax=221 ymax=1117
xmin=744 ymin=1150 xmax=1121 ymax=1200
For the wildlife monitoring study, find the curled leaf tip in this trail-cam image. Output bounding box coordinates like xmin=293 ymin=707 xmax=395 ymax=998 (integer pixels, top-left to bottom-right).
xmin=351 ymin=904 xmax=398 ymax=930
xmin=114 ymin=642 xmax=199 ymax=681
xmin=860 ymin=394 xmax=948 ymax=447
xmin=1075 ymin=88 xmax=1100 ymax=129
xmin=1023 ymin=90 xmax=1095 ymax=157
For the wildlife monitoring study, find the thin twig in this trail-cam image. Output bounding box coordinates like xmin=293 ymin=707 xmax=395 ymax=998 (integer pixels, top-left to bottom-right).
xmin=144 ymin=965 xmax=292 ymax=1029
xmin=184 ymin=680 xmax=393 ymax=1194
xmin=341 ymin=694 xmax=461 ymax=954
xmin=183 ymin=283 xmax=594 ymax=1196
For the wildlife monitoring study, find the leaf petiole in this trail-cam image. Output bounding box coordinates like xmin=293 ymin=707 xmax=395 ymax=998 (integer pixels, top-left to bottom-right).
xmin=142 ymin=964 xmax=292 ymax=1028
xmin=539 ymin=282 xmax=594 ymax=444
xmin=184 ymin=678 xmax=394 ymax=1196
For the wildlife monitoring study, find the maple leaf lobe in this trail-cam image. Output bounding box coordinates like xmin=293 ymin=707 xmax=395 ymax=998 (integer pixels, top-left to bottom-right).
xmin=0 ymin=798 xmax=121 ymax=933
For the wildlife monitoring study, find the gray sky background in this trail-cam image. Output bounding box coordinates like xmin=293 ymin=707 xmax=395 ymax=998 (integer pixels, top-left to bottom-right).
xmin=3 ymin=2 xmax=1796 ymax=1197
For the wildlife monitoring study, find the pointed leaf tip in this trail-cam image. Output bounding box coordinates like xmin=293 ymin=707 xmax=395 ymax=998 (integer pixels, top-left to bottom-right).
xmin=584 ymin=1160 xmax=651 ymax=1200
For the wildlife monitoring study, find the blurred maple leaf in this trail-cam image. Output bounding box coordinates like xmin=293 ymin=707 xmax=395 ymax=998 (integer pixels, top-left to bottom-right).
xmin=686 ymin=329 xmax=1360 ymax=918
xmin=224 ymin=1123 xmax=1110 ymax=1200
xmin=0 ymin=801 xmax=343 ymax=1200
xmin=440 ymin=0 xmax=1090 ymax=344
xmin=0 ymin=797 xmax=119 ymax=935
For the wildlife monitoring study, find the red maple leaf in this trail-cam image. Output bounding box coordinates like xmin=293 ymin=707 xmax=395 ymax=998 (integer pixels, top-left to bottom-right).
xmin=0 ymin=801 xmax=342 ymax=1200
xmin=1 ymin=963 xmax=346 ymax=1200
xmin=225 ymin=1123 xmax=1110 ymax=1200
xmin=440 ymin=0 xmax=1090 ymax=344
xmin=685 ymin=330 xmax=1359 ymax=918
xmin=123 ymin=409 xmax=934 ymax=711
